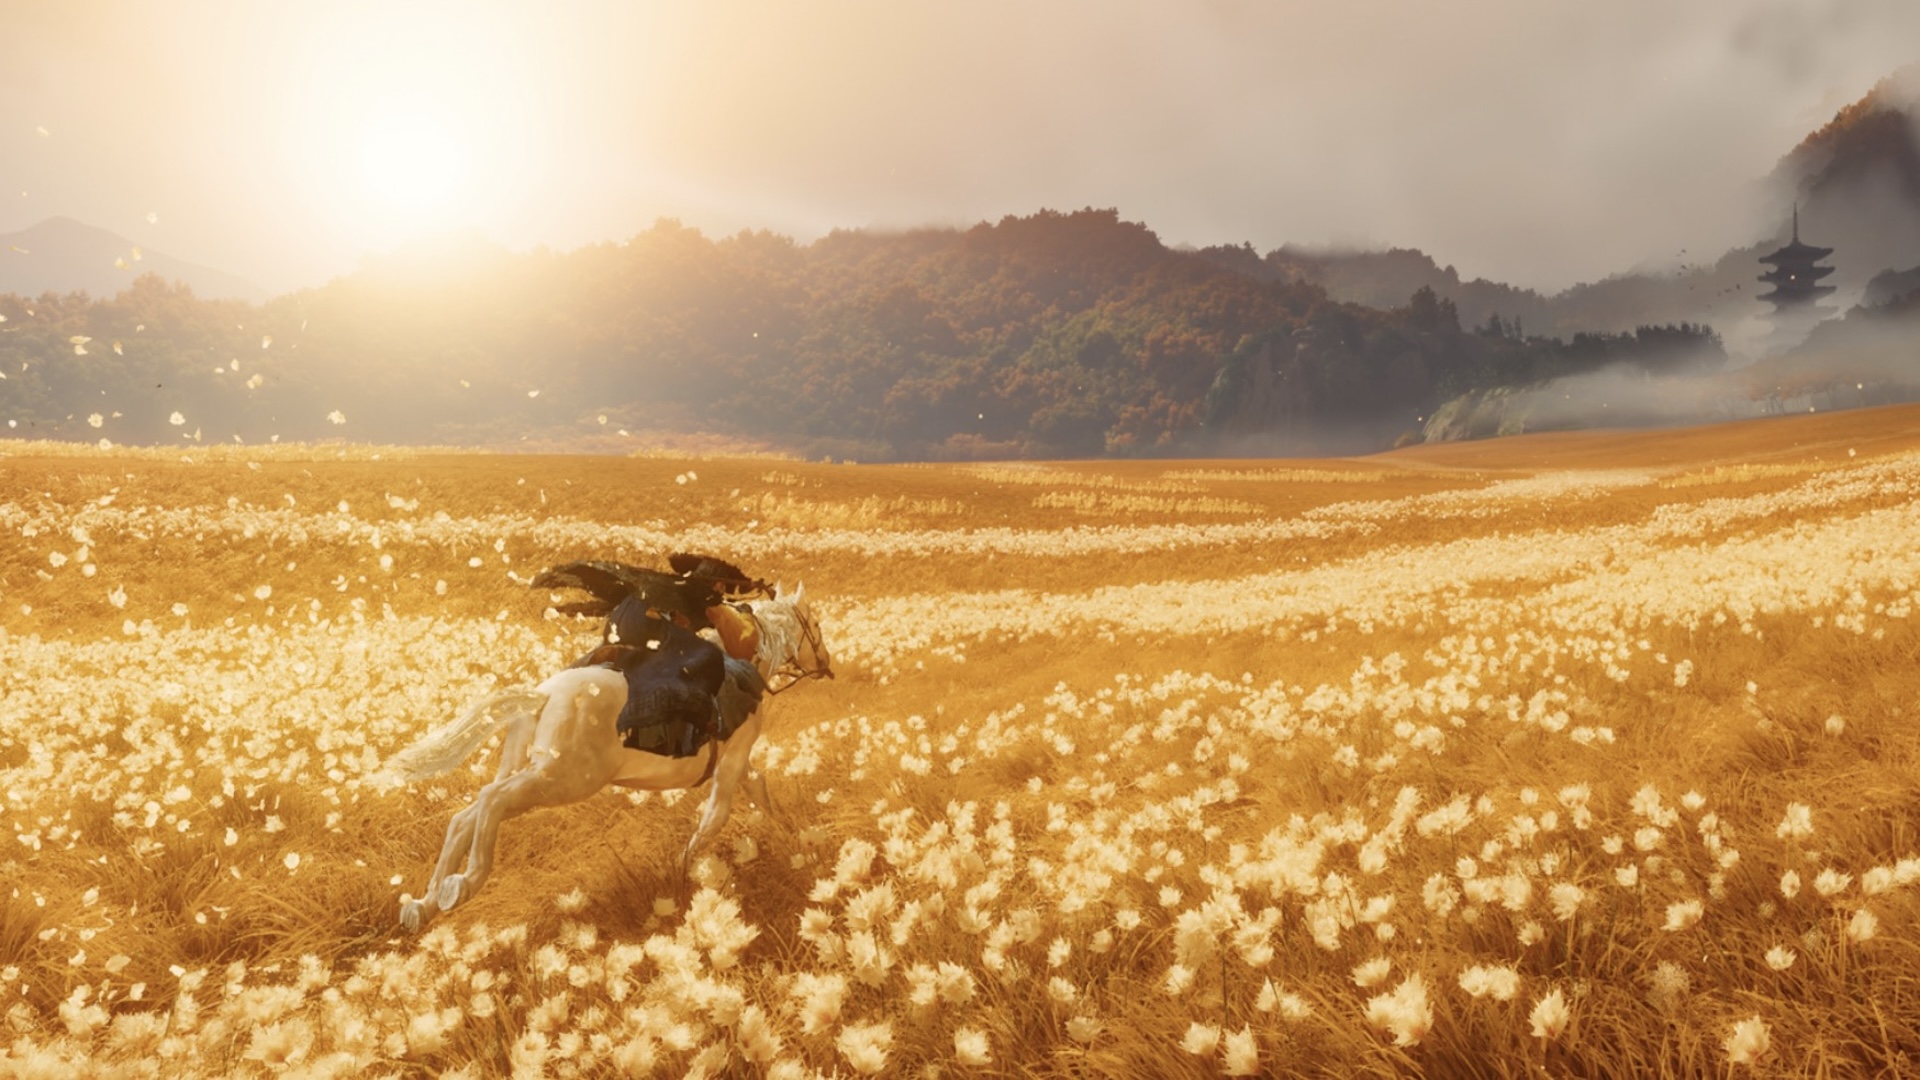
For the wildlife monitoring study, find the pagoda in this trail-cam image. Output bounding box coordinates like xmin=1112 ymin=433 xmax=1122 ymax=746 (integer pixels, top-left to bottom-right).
xmin=1757 ymin=205 xmax=1836 ymax=319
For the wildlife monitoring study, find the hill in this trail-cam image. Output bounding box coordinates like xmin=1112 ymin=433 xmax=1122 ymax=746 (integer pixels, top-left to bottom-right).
xmin=0 ymin=210 xmax=1727 ymax=458
xmin=1263 ymin=245 xmax=1764 ymax=346
xmin=1773 ymin=67 xmax=1920 ymax=297
xmin=0 ymin=216 xmax=267 ymax=302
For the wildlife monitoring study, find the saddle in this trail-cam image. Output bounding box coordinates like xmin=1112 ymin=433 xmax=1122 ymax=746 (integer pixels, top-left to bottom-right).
xmin=578 ymin=602 xmax=765 ymax=764
xmin=617 ymin=658 xmax=765 ymax=757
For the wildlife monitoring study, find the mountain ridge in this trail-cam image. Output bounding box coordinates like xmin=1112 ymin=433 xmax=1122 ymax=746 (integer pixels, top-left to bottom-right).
xmin=0 ymin=217 xmax=267 ymax=303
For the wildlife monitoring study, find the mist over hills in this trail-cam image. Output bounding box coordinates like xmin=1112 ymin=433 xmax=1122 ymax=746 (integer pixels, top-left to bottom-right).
xmin=1274 ymin=71 xmax=1920 ymax=362
xmin=0 ymin=217 xmax=267 ymax=303
xmin=1 ymin=75 xmax=1918 ymax=459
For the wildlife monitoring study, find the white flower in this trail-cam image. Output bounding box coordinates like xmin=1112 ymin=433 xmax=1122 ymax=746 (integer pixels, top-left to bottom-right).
xmin=1221 ymin=1025 xmax=1260 ymax=1075
xmin=789 ymin=972 xmax=846 ymax=1035
xmin=1846 ymin=908 xmax=1879 ymax=943
xmin=1180 ymin=1022 xmax=1220 ymax=1056
xmin=1363 ymin=973 xmax=1433 ymax=1047
xmin=1662 ymin=899 xmax=1703 ymax=932
xmin=1529 ymin=988 xmax=1570 ymax=1041
xmin=1163 ymin=964 xmax=1194 ymax=995
xmin=1780 ymin=870 xmax=1801 ymax=899
xmin=327 ymin=410 xmax=346 ymax=424
xmin=1351 ymin=956 xmax=1391 ymax=988
xmin=1776 ymin=803 xmax=1813 ymax=840
xmin=1814 ymin=869 xmax=1852 ymax=897
xmin=1724 ymin=1015 xmax=1772 ymax=1067
xmin=835 ymin=1020 xmax=892 ymax=1075
xmin=1764 ymin=945 xmax=1796 ymax=970
xmin=1644 ymin=961 xmax=1690 ymax=1014
xmin=952 ymin=1027 xmax=991 ymax=1066
xmin=1458 ymin=964 xmax=1520 ymax=1001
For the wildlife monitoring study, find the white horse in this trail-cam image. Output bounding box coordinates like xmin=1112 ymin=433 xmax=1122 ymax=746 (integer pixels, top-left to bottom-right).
xmin=386 ymin=584 xmax=830 ymax=931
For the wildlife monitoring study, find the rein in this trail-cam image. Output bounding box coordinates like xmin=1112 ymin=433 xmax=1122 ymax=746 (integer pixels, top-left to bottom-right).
xmin=766 ymin=665 xmax=830 ymax=696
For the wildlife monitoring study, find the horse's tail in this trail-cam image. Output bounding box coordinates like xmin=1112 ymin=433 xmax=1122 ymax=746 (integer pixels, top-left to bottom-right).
xmin=376 ymin=688 xmax=548 ymax=785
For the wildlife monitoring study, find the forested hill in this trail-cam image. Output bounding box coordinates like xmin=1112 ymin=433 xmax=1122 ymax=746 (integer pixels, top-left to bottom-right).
xmin=0 ymin=209 xmax=1719 ymax=459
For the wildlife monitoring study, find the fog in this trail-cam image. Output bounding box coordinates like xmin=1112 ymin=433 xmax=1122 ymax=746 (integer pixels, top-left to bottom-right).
xmin=1428 ymin=313 xmax=1920 ymax=442
xmin=2 ymin=2 xmax=1918 ymax=296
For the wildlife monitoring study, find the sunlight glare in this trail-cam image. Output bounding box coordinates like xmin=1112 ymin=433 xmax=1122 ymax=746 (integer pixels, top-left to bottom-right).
xmin=355 ymin=107 xmax=469 ymax=219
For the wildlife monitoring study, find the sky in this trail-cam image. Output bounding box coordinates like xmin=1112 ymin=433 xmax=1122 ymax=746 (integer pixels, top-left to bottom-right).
xmin=2 ymin=1 xmax=1915 ymax=297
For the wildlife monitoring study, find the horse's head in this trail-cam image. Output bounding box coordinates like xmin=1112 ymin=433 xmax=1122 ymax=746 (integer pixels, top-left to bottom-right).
xmin=772 ymin=580 xmax=833 ymax=685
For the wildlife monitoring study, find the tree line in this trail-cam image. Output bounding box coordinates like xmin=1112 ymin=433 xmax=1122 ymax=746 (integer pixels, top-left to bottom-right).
xmin=0 ymin=210 xmax=1726 ymax=458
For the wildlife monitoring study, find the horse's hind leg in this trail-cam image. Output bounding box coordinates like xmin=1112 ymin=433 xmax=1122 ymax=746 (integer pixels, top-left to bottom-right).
xmin=429 ymin=802 xmax=484 ymax=892
xmin=402 ymin=799 xmax=485 ymax=931
xmin=493 ymin=713 xmax=538 ymax=784
xmin=435 ymin=770 xmax=558 ymax=912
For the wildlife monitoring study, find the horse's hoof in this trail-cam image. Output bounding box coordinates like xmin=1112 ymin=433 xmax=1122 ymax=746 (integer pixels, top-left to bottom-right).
xmin=437 ymin=874 xmax=468 ymax=911
xmin=399 ymin=899 xmax=425 ymax=933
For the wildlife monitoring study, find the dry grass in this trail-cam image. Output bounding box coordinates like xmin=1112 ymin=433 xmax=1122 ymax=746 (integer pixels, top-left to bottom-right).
xmin=4 ymin=404 xmax=1920 ymax=1075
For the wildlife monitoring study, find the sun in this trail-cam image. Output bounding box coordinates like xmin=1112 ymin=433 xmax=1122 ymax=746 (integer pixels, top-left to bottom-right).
xmin=354 ymin=106 xmax=470 ymax=219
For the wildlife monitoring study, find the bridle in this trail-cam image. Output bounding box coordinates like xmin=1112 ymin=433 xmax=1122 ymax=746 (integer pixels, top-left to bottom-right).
xmin=765 ymin=605 xmax=831 ymax=696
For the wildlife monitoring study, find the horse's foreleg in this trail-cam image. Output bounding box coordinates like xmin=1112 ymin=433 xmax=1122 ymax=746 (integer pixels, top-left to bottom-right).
xmin=741 ymin=699 xmax=776 ymax=813
xmin=683 ymin=718 xmax=763 ymax=869
xmin=743 ymin=767 xmax=773 ymax=814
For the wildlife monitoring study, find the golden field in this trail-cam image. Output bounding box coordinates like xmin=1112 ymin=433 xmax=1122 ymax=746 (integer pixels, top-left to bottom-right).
xmin=4 ymin=405 xmax=1920 ymax=1078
